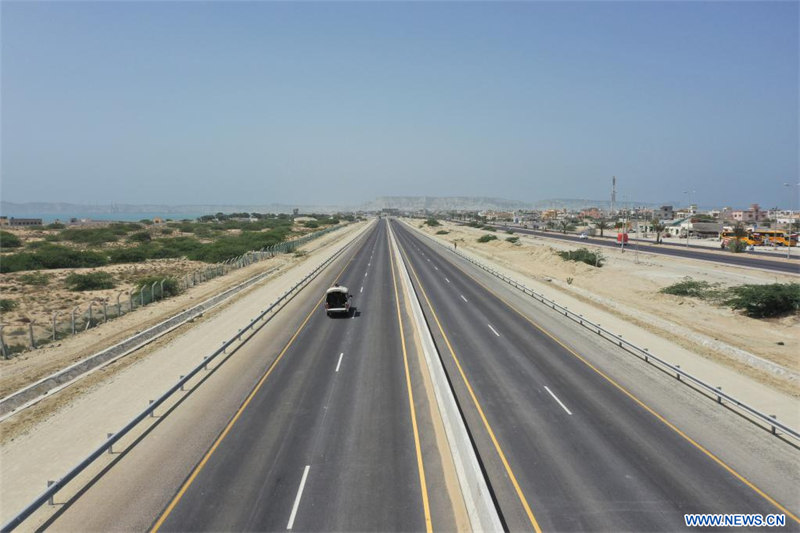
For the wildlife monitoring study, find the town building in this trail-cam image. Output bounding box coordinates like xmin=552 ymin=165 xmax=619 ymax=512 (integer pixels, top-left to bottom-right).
xmin=0 ymin=216 xmax=43 ymax=227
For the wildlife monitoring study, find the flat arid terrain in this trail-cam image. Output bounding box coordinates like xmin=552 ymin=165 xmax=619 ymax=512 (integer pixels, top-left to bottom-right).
xmin=411 ymin=219 xmax=799 ymax=397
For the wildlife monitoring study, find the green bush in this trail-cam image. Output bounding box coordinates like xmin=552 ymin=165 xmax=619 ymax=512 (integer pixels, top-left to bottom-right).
xmin=436 ymin=230 xmax=450 ymax=235
xmin=135 ymin=276 xmax=181 ymax=298
xmin=506 ymin=230 xmax=515 ymax=234
xmin=60 ymin=228 xmax=119 ymax=245
xmin=727 ymin=240 xmax=747 ymax=253
xmin=139 ymin=219 xmax=154 ymax=225
xmin=557 ymin=248 xmax=604 ymax=267
xmin=127 ymin=231 xmax=152 ymax=243
xmin=303 ymin=220 xmax=320 ymax=229
xmin=65 ymin=272 xmax=116 ymax=291
xmin=659 ymin=278 xmax=715 ymax=299
xmin=0 ymin=245 xmax=109 ymax=272
xmin=46 ymin=222 xmax=66 ymax=230
xmin=109 ymin=222 xmax=142 ymax=234
xmin=424 ymin=218 xmax=441 ymax=227
xmin=108 ymin=246 xmax=151 ymax=263
xmin=0 ymin=231 xmax=22 ymax=248
xmin=18 ymin=272 xmax=51 ymax=286
xmin=0 ymin=299 xmax=18 ymax=313
xmin=481 ymin=225 xmax=497 ymax=232
xmin=506 ymin=236 xmax=519 ymax=243
xmin=724 ymin=283 xmax=800 ymax=318
xmin=477 ymin=234 xmax=498 ymax=243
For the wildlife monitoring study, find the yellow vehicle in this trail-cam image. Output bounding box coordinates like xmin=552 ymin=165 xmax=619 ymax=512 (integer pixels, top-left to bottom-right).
xmin=720 ymin=231 xmax=761 ymax=246
xmin=752 ymin=230 xmax=798 ymax=247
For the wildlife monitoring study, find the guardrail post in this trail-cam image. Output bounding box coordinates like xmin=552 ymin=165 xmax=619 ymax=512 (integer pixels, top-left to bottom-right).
xmin=179 ymin=376 xmax=185 ymax=391
xmin=770 ymin=415 xmax=777 ymax=434
xmin=716 ymin=386 xmax=722 ymax=403
xmin=149 ymin=399 xmax=155 ymax=417
xmin=47 ymin=481 xmax=55 ymax=505
xmin=675 ymin=365 xmax=681 ymax=380
xmin=107 ymin=433 xmax=114 ymax=453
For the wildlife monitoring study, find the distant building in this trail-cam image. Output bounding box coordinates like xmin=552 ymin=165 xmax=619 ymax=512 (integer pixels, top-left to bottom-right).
xmin=152 ymin=217 xmax=164 ymax=224
xmin=1 ymin=217 xmax=43 ymax=227
xmin=654 ymin=205 xmax=674 ymax=220
xmin=292 ymin=208 xmax=299 ymax=216
xmin=731 ymin=204 xmax=767 ymax=223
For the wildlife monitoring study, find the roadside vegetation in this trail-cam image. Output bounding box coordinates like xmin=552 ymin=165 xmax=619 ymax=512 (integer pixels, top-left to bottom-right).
xmin=65 ymin=272 xmax=116 ymax=291
xmin=477 ymin=234 xmax=498 ymax=243
xmin=506 ymin=236 xmax=519 ymax=243
xmin=424 ymin=218 xmax=441 ymax=227
xmin=660 ymin=277 xmax=799 ymax=318
xmin=435 ymin=230 xmax=449 ymax=235
xmin=0 ymin=213 xmax=344 ymax=273
xmin=557 ymin=248 xmax=604 ymax=267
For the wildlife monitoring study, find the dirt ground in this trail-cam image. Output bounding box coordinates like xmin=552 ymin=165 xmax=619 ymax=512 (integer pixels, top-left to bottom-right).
xmin=411 ymin=220 xmax=799 ymax=396
xmin=0 ymin=222 xmax=363 ymax=399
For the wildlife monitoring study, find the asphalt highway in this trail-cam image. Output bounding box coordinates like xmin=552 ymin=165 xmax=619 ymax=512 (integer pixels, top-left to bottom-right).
xmin=151 ymin=219 xmax=443 ymax=531
xmin=486 ymin=224 xmax=799 ymax=275
xmin=391 ymin=220 xmax=799 ymax=532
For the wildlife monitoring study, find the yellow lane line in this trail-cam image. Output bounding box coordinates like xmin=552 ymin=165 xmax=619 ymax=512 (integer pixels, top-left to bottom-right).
xmin=151 ymin=228 xmax=374 ymax=532
xmin=388 ymin=227 xmax=433 ymax=533
xmin=394 ymin=225 xmax=542 ymax=533
xmin=420 ymin=228 xmax=800 ymax=526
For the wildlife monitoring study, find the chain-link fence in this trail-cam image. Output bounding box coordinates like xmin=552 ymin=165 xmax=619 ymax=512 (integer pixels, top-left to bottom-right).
xmin=0 ymin=224 xmax=345 ymax=358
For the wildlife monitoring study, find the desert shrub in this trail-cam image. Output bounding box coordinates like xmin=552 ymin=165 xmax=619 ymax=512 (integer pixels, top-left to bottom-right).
xmin=436 ymin=230 xmax=450 ymax=235
xmin=108 ymin=246 xmax=151 ymax=263
xmin=659 ymin=278 xmax=715 ymax=298
xmin=127 ymin=231 xmax=152 ymax=243
xmin=477 ymin=234 xmax=498 ymax=243
xmin=159 ymin=228 xmax=174 ymax=235
xmin=0 ymin=299 xmax=18 ymax=313
xmin=65 ymin=272 xmax=116 ymax=291
xmin=506 ymin=236 xmax=519 ymax=243
xmin=135 ymin=276 xmax=181 ymax=298
xmin=425 ymin=218 xmax=441 ymax=227
xmin=506 ymin=229 xmax=515 ymax=234
xmin=0 ymin=245 xmax=109 ymax=272
xmin=724 ymin=283 xmax=799 ymax=318
xmin=18 ymin=272 xmax=51 ymax=286
xmin=60 ymin=228 xmax=118 ymax=245
xmin=139 ymin=219 xmax=154 ymax=225
xmin=481 ymin=225 xmax=497 ymax=232
xmin=0 ymin=231 xmax=22 ymax=249
xmin=109 ymin=222 xmax=142 ymax=234
xmin=727 ymin=240 xmax=747 ymax=253
xmin=303 ymin=220 xmax=320 ymax=229
xmin=557 ymin=248 xmax=604 ymax=267
xmin=46 ymin=222 xmax=66 ymax=230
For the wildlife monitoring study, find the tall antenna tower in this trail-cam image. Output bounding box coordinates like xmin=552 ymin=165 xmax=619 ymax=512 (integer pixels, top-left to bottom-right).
xmin=611 ymin=176 xmax=617 ymax=214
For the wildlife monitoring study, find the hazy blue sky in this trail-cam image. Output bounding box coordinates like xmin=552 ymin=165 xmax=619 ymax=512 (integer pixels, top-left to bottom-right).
xmin=2 ymin=1 xmax=798 ymax=209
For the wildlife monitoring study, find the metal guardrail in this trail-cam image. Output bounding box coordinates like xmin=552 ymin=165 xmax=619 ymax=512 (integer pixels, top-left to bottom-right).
xmin=1 ymin=223 xmax=371 ymax=532
xmin=405 ymin=222 xmax=800 ymax=444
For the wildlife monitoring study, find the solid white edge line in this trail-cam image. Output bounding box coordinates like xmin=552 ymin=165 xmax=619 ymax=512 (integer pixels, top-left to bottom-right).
xmin=287 ymin=465 xmax=311 ymax=529
xmin=460 ymin=294 xmax=468 ymax=303
xmin=544 ymin=386 xmax=573 ymax=415
xmin=487 ymin=324 xmax=500 ymax=337
xmin=336 ymin=353 xmax=344 ymax=372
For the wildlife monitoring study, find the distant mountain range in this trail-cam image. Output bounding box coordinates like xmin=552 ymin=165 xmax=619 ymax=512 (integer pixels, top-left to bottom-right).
xmin=1 ymin=197 xmax=663 ymax=218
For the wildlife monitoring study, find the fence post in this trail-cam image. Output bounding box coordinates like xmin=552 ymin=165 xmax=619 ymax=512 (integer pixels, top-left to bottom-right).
xmin=52 ymin=312 xmax=59 ymax=342
xmin=160 ymin=279 xmax=166 ymax=299
xmin=88 ymin=302 xmax=94 ymax=328
xmin=103 ymin=301 xmax=108 ymax=323
xmin=117 ymin=291 xmax=124 ymax=316
xmin=29 ymin=321 xmax=36 ymax=349
xmin=151 ymin=281 xmax=158 ymax=302
xmin=129 ymin=290 xmax=134 ymax=311
xmin=140 ymin=288 xmax=145 ymax=307
xmin=0 ymin=325 xmax=6 ymax=359
xmin=72 ymin=306 xmax=79 ymax=335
